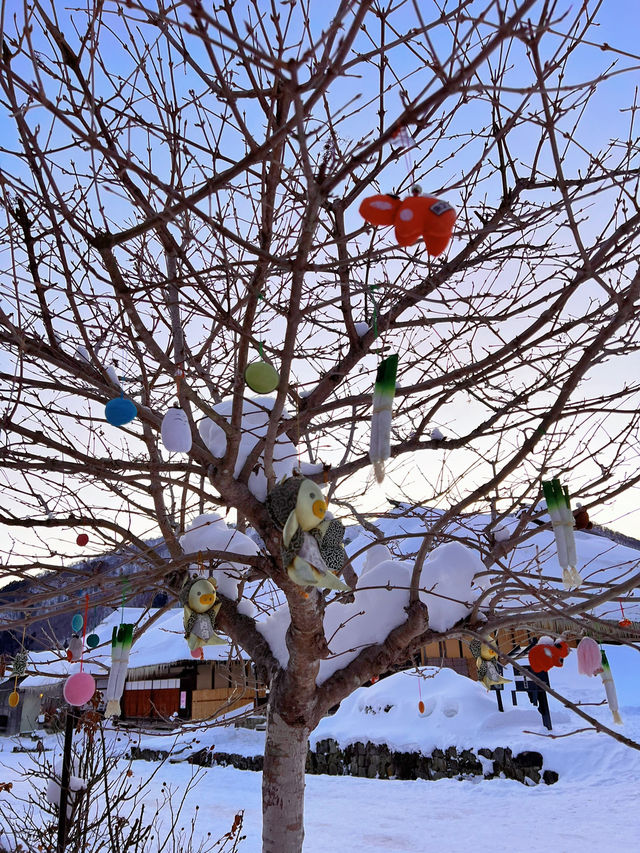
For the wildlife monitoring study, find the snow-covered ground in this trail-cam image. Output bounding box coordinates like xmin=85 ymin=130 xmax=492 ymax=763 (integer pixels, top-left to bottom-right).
xmin=2 ymin=644 xmax=639 ymax=852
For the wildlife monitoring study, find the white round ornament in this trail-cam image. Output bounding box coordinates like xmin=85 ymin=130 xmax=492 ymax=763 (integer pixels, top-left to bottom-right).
xmin=161 ymin=407 xmax=192 ymax=452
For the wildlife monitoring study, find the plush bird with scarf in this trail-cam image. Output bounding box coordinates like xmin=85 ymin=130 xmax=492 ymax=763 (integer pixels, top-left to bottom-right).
xmin=266 ymin=476 xmax=351 ymax=592
xmin=180 ymin=576 xmax=226 ymax=650
xmin=470 ymin=639 xmax=511 ymax=690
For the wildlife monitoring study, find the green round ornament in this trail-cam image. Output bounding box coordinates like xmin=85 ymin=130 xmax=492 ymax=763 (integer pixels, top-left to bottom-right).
xmin=244 ymin=361 xmax=279 ymax=394
xmin=86 ymin=633 xmax=100 ymax=649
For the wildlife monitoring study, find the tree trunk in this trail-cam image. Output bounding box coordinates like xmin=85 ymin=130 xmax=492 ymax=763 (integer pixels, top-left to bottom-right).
xmin=262 ymin=708 xmax=310 ymax=853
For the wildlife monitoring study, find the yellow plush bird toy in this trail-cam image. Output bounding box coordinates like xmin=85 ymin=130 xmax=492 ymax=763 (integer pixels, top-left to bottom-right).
xmin=266 ymin=476 xmax=351 ymax=592
xmin=179 ymin=576 xmax=226 ymax=649
xmin=469 ymin=639 xmax=511 ymax=690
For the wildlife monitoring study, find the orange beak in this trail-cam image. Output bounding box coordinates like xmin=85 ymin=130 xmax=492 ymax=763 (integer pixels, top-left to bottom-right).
xmin=312 ymin=499 xmax=327 ymax=519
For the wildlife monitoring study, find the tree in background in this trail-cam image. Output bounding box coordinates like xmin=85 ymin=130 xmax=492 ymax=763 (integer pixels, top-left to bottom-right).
xmin=1 ymin=1 xmax=640 ymax=851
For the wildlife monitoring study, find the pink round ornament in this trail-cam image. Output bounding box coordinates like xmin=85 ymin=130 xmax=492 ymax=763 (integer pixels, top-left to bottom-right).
xmin=191 ymin=648 xmax=204 ymax=660
xmin=577 ymin=636 xmax=602 ymax=677
xmin=63 ymin=671 xmax=96 ymax=706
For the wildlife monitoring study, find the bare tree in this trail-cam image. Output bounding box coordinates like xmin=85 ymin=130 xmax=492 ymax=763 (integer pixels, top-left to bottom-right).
xmin=2 ymin=1 xmax=640 ymax=851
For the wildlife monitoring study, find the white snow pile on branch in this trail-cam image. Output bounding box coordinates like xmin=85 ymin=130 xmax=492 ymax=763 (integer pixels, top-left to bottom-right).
xmin=257 ymin=539 xmax=486 ymax=679
xmin=198 ymin=397 xmax=297 ymax=501
xmin=45 ymin=763 xmax=87 ymax=819
xmin=180 ymin=512 xmax=259 ymax=615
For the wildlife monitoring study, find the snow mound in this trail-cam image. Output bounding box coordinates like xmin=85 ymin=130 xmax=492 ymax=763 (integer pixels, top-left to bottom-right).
xmin=198 ymin=397 xmax=297 ymax=500
xmin=311 ymin=667 xmax=529 ymax=754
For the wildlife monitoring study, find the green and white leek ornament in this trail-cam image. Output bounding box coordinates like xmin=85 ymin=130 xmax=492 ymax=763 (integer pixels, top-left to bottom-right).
xmin=600 ymin=648 xmax=622 ymax=725
xmin=104 ymin=623 xmax=133 ymax=718
xmin=542 ymin=478 xmax=582 ymax=589
xmin=369 ymin=354 xmax=398 ymax=484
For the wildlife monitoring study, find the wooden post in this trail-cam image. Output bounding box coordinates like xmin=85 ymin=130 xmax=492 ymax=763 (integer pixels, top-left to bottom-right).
xmin=56 ymin=707 xmax=75 ymax=853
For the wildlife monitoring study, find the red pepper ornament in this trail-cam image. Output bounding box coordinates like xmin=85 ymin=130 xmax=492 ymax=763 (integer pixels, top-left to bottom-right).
xmin=359 ymin=191 xmax=456 ymax=256
xmin=528 ymin=637 xmax=570 ymax=673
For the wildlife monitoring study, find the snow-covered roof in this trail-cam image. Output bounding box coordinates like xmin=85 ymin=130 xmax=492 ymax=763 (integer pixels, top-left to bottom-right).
xmin=19 ymin=606 xmax=245 ymax=688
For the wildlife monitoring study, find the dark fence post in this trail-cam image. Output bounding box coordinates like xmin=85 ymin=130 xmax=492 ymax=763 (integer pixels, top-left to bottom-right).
xmin=56 ymin=707 xmax=75 ymax=853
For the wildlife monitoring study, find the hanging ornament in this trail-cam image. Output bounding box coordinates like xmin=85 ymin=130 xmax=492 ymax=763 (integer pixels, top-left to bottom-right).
xmin=76 ymin=533 xmax=89 ymax=547
xmin=105 ymin=392 xmax=137 ymax=427
xmin=577 ymin=637 xmax=603 ymax=676
xmin=71 ymin=613 xmax=84 ymax=633
xmin=64 ymin=593 xmax=96 ymax=706
xmin=417 ymin=671 xmax=425 ymax=714
xmin=244 ymin=294 xmax=280 ymax=394
xmin=542 ymin=479 xmax=582 ymax=589
xmin=104 ymin=623 xmax=134 ymax=718
xmin=161 ymin=406 xmax=192 ymax=452
xmin=180 ymin=576 xmax=226 ymax=651
xmin=86 ymin=603 xmax=100 ymax=648
xmin=265 ymin=476 xmax=352 ymax=592
xmin=10 ymin=649 xmax=28 ymax=707
xmin=599 ymin=649 xmax=622 ymax=725
xmin=574 ymin=505 xmax=593 ymax=530
xmin=369 ymin=354 xmax=398 ymax=484
xmin=618 ymin=600 xmax=632 ymax=628
xmin=245 ymin=339 xmax=279 ymax=394
xmin=528 ymin=636 xmax=570 ymax=673
xmin=161 ymin=366 xmax=192 ymax=452
xmin=64 ymin=671 xmax=96 ymax=706
xmin=66 ymin=634 xmax=84 ymax=662
xmin=9 ymin=631 xmax=27 ymax=708
xmin=469 ymin=639 xmax=511 ymax=690
xmin=359 ymin=191 xmax=456 ymax=256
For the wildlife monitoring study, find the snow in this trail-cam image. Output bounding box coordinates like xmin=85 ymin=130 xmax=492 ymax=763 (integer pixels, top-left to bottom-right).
xmin=354 ymin=322 xmax=370 ymax=336
xmin=370 ymin=503 xmax=640 ymax=621
xmin=257 ymin=542 xmax=487 ymax=680
xmin=418 ymin=541 xmax=485 ymax=631
xmin=2 ymin=644 xmax=640 ymax=853
xmin=180 ymin=512 xmax=259 ymax=611
xmin=198 ymin=397 xmax=297 ymax=500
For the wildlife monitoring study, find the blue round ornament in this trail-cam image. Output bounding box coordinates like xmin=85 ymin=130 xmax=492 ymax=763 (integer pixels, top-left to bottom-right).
xmin=105 ymin=395 xmax=137 ymax=427
xmin=71 ymin=613 xmax=84 ymax=633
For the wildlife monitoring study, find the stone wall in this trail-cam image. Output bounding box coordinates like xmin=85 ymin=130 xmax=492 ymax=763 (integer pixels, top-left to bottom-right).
xmin=130 ymin=739 xmax=558 ymax=785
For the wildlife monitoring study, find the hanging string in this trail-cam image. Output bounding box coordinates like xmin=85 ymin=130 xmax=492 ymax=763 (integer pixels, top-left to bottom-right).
xmin=253 ymin=291 xmax=266 ymax=359
xmin=369 ymin=285 xmax=379 ymax=339
xmin=13 ymin=625 xmax=26 ymax=696
xmin=79 ymin=594 xmax=89 ymax=673
xmin=392 ymin=126 xmax=416 ymax=187
xmin=417 ymin=669 xmax=424 ymax=714
xmin=296 ymin=390 xmax=302 ymax=468
xmin=120 ymin=576 xmax=129 ymax=625
xmin=174 ymin=365 xmax=184 ymax=399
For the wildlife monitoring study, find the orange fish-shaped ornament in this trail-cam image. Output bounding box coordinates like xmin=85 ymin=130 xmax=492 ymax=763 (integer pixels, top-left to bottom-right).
xmin=359 ymin=192 xmax=456 ymax=256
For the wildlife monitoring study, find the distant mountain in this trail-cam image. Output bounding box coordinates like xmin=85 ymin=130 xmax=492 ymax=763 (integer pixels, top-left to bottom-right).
xmin=0 ymin=541 xmax=171 ymax=656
